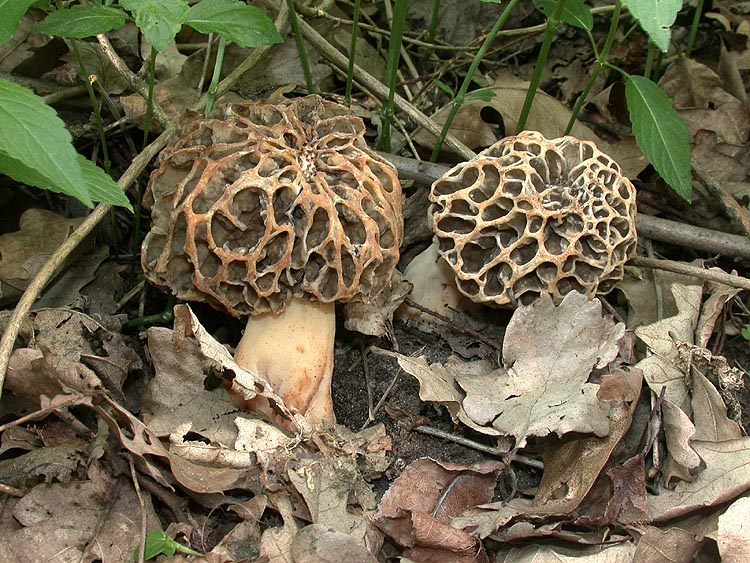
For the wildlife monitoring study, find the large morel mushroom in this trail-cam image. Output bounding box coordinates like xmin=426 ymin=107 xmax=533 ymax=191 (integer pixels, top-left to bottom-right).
xmin=405 ymin=131 xmax=637 ymax=322
xmin=142 ymin=95 xmax=403 ymax=426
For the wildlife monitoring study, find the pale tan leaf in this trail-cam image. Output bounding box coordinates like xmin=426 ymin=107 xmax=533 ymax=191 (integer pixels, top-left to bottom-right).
xmin=717 ymin=496 xmax=750 ymax=563
xmin=495 ymin=542 xmax=636 ymax=563
xmin=650 ymin=438 xmax=750 ymax=522
xmin=461 ymin=293 xmax=621 ymax=447
xmin=291 ymin=525 xmax=378 ymax=563
xmin=633 ymin=526 xmax=701 ymax=563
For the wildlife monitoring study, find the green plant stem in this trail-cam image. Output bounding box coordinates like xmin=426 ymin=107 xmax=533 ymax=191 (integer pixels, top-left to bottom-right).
xmin=376 ymin=0 xmax=408 ymax=152
xmin=124 ymin=294 xmax=176 ymax=328
xmin=429 ymin=0 xmax=520 ymax=161
xmin=70 ymin=41 xmax=111 ymax=174
xmin=516 ymin=0 xmax=569 ymax=133
xmin=423 ymin=0 xmax=441 ymax=61
xmin=565 ymin=0 xmax=621 ymax=135
xmin=204 ymin=35 xmax=226 ymax=114
xmin=345 ymin=0 xmax=362 ymax=107
xmin=286 ymin=0 xmax=314 ymax=93
xmin=644 ymin=42 xmax=656 ymax=80
xmin=686 ymin=0 xmax=704 ymax=57
xmin=142 ymin=48 xmax=157 ymax=147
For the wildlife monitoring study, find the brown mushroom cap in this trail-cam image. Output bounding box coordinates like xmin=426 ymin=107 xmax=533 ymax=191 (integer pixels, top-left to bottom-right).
xmin=142 ymin=95 xmax=403 ymax=316
xmin=429 ymin=131 xmax=637 ymax=306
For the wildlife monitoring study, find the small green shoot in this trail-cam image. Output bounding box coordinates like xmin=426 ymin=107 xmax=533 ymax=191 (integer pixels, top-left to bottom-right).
xmin=133 ymin=530 xmax=202 ymax=562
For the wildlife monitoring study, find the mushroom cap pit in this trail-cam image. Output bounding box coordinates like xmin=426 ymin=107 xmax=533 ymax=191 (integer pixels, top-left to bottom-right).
xmin=429 ymin=131 xmax=637 ymax=306
xmin=142 ymin=95 xmax=403 ymax=316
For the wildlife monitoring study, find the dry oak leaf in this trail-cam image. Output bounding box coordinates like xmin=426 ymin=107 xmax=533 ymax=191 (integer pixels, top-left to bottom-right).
xmin=374 ymin=457 xmax=502 ymax=562
xmin=496 ymin=542 xmax=636 ymax=563
xmin=717 ymin=496 xmax=750 ymax=563
xmin=649 ymin=437 xmax=750 ymax=522
xmin=532 ymin=367 xmax=643 ymax=516
xmin=459 ymin=292 xmax=623 ymax=448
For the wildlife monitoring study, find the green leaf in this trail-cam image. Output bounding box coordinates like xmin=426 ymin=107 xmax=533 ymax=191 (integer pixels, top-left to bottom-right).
xmin=625 ymin=75 xmax=692 ymax=200
xmin=184 ymin=0 xmax=281 ymax=48
xmin=134 ymin=531 xmax=202 ymax=562
xmin=0 ymin=0 xmax=36 ymax=44
xmin=742 ymin=325 xmax=750 ymax=340
xmin=534 ymin=0 xmax=593 ymax=31
xmin=467 ymin=89 xmax=497 ymax=102
xmin=434 ymin=78 xmax=455 ymax=98
xmin=623 ymin=0 xmax=681 ymax=52
xmin=0 ymin=78 xmax=92 ymax=207
xmin=78 ymin=156 xmax=132 ymax=211
xmin=120 ymin=0 xmax=188 ymax=52
xmin=34 ymin=5 xmax=128 ymax=39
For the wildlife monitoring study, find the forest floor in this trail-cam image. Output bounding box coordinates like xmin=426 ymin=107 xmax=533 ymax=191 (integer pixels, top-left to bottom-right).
xmin=2 ymin=1 xmax=750 ymax=562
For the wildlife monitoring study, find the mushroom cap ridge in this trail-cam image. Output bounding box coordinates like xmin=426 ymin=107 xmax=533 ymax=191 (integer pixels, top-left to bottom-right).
xmin=429 ymin=131 xmax=637 ymax=306
xmin=142 ymin=95 xmax=403 ymax=316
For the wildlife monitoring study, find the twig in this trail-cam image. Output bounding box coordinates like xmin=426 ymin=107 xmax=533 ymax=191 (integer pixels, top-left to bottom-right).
xmin=413 ymin=425 xmax=544 ymax=469
xmin=298 ymin=17 xmax=477 ymax=160
xmin=404 ymin=297 xmax=502 ymax=349
xmin=96 ymin=34 xmax=172 ymax=128
xmin=630 ymin=256 xmax=750 ymax=291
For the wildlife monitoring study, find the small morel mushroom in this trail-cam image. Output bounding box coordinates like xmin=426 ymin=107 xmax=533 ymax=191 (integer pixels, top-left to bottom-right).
xmin=404 ymin=131 xmax=636 ymax=321
xmin=141 ymin=95 xmax=403 ymax=426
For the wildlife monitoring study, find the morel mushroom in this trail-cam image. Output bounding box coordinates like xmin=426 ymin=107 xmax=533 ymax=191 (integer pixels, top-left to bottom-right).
xmin=404 ymin=131 xmax=636 ymax=321
xmin=141 ymin=95 xmax=403 ymax=426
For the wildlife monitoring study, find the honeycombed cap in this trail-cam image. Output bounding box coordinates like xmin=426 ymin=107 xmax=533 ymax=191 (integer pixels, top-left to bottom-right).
xmin=142 ymin=95 xmax=403 ymax=316
xmin=430 ymin=131 xmax=637 ymax=306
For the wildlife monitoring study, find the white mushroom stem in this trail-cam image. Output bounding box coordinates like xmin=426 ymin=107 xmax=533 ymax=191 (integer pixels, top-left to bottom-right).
xmin=234 ymin=298 xmax=335 ymax=426
xmin=397 ymin=242 xmax=468 ymax=330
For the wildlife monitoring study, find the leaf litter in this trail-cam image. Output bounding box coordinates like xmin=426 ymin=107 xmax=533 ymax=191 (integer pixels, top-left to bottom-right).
xmin=3 ymin=2 xmax=750 ymax=563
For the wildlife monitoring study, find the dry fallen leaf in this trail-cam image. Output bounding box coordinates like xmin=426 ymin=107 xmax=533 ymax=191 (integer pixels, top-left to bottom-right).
xmin=288 ymin=457 xmax=382 ymax=555
xmin=460 ymin=292 xmax=622 ymax=447
xmin=716 ymin=495 xmax=750 ymax=563
xmin=495 ymin=542 xmax=636 ymax=563
xmin=649 ymin=438 xmax=750 ymax=522
xmin=632 ymin=526 xmax=701 ymax=563
xmin=291 ymin=524 xmax=379 ymax=563
xmin=659 ymin=58 xmax=750 ymax=188
xmin=532 ymin=367 xmax=643 ymax=516
xmin=374 ymin=457 xmax=502 ymax=563
xmin=0 ymin=462 xmax=160 ymax=563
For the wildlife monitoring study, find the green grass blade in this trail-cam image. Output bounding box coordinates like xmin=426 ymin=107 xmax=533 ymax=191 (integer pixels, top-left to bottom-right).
xmin=626 ymin=75 xmax=692 ymax=200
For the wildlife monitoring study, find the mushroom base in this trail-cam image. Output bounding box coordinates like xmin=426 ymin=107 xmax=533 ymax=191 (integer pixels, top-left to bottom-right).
xmin=234 ymin=298 xmax=336 ymax=426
